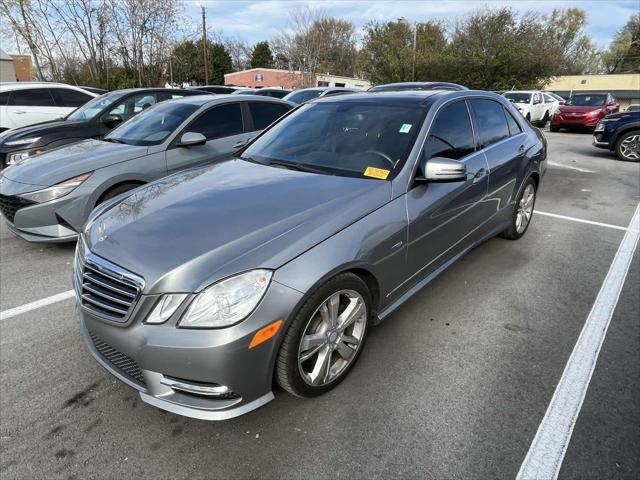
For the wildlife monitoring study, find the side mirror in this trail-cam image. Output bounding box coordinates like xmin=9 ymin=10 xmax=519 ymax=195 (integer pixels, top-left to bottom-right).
xmin=416 ymin=156 xmax=467 ymax=183
xmin=179 ymin=132 xmax=207 ymax=147
xmin=101 ymin=114 xmax=123 ymax=128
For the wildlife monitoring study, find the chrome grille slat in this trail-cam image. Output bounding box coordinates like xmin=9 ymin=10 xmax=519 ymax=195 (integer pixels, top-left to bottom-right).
xmin=74 ymin=237 xmax=144 ymax=322
xmin=89 ymin=331 xmax=146 ymax=387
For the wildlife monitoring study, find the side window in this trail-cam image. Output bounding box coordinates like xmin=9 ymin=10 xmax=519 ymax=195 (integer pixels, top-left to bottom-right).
xmin=8 ymin=88 xmax=56 ymax=107
xmin=423 ymin=101 xmax=475 ymax=161
xmin=0 ymin=92 xmax=8 ymax=105
xmin=504 ymin=107 xmax=522 ymax=136
xmin=248 ymin=102 xmax=290 ymax=131
xmin=470 ymin=99 xmax=510 ymax=148
xmin=187 ymin=103 xmax=243 ymax=140
xmin=51 ymin=88 xmax=93 ymax=107
xmin=108 ymin=93 xmax=157 ymax=121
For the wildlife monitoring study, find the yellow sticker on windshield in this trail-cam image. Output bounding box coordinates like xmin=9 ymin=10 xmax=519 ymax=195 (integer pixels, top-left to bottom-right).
xmin=364 ymin=166 xmax=390 ymax=180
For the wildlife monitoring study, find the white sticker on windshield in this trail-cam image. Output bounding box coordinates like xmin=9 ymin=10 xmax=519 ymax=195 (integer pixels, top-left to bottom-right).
xmin=399 ymin=124 xmax=412 ymax=133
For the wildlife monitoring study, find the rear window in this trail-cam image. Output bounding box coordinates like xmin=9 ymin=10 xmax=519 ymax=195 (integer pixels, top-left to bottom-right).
xmin=248 ymin=102 xmax=290 ymax=130
xmin=8 ymin=88 xmax=56 ymax=107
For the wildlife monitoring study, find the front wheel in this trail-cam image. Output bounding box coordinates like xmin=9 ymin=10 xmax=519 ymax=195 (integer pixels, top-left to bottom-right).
xmin=499 ymin=178 xmax=537 ymax=240
xmin=615 ymin=130 xmax=640 ymax=162
xmin=550 ymin=125 xmax=560 ymax=132
xmin=276 ymin=273 xmax=372 ymax=398
xmin=537 ymin=111 xmax=549 ymax=128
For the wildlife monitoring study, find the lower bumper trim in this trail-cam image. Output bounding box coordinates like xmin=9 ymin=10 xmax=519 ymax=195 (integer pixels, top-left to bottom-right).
xmin=140 ymin=391 xmax=275 ymax=421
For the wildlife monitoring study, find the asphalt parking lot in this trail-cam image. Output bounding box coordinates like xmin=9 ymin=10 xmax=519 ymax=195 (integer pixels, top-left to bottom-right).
xmin=1 ymin=130 xmax=638 ymax=479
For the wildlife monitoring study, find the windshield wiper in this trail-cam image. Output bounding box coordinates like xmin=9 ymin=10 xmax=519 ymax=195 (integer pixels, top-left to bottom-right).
xmin=104 ymin=137 xmax=126 ymax=144
xmin=268 ymin=159 xmax=331 ymax=175
xmin=236 ymin=154 xmax=267 ymax=165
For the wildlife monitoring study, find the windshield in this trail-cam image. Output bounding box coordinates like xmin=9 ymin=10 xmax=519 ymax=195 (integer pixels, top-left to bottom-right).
xmin=240 ymin=101 xmax=425 ymax=179
xmin=503 ymin=92 xmax=531 ymax=103
xmin=567 ymin=95 xmax=606 ymax=106
xmin=283 ymin=89 xmax=323 ymax=104
xmin=105 ymin=102 xmax=199 ymax=146
xmin=66 ymin=91 xmax=125 ymax=121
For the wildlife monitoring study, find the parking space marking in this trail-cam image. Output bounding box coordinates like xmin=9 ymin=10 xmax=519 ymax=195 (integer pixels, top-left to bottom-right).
xmin=535 ymin=210 xmax=636 ymax=232
xmin=547 ymin=161 xmax=595 ymax=173
xmin=517 ymin=202 xmax=640 ymax=480
xmin=0 ymin=290 xmax=75 ymax=320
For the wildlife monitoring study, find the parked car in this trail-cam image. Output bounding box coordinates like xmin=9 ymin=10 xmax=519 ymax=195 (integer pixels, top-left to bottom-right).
xmin=593 ymin=110 xmax=640 ymax=161
xmin=543 ymin=92 xmax=566 ymax=116
xmin=192 ymin=85 xmax=239 ymax=94
xmin=625 ymin=104 xmax=639 ymax=112
xmin=550 ymin=93 xmax=619 ymax=131
xmin=232 ymin=87 xmax=292 ymax=99
xmin=0 ymin=88 xmax=203 ymax=169
xmin=502 ymin=91 xmax=556 ymax=126
xmin=0 ymin=82 xmax=97 ymax=131
xmin=0 ymin=95 xmax=293 ymax=242
xmin=283 ymin=87 xmax=358 ymax=105
xmin=368 ymin=82 xmax=467 ymax=92
xmin=74 ymin=90 xmax=545 ymax=420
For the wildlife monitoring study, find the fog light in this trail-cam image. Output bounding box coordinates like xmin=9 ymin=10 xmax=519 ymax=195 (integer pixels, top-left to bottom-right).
xmin=160 ymin=376 xmax=240 ymax=399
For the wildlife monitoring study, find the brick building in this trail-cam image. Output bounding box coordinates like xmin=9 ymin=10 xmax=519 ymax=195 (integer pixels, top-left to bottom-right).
xmin=224 ymin=68 xmax=303 ymax=89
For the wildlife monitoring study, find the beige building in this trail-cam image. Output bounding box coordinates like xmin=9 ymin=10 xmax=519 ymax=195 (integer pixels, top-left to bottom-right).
xmin=544 ymin=73 xmax=640 ymax=109
xmin=0 ymin=49 xmax=16 ymax=82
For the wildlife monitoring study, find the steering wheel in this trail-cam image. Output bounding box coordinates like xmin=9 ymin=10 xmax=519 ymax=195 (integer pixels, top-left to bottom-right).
xmin=363 ymin=150 xmax=395 ymax=169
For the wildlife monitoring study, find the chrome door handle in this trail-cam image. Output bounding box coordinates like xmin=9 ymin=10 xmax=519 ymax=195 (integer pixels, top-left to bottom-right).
xmin=518 ymin=145 xmax=526 ymax=153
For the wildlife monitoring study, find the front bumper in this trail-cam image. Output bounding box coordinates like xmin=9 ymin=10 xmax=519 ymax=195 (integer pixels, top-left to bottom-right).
xmin=77 ymin=261 xmax=305 ymax=420
xmin=551 ymin=114 xmax=602 ymax=128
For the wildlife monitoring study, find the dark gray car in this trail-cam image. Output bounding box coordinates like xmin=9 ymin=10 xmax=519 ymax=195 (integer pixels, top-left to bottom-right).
xmin=76 ymin=90 xmax=546 ymax=420
xmin=0 ymin=95 xmax=292 ymax=242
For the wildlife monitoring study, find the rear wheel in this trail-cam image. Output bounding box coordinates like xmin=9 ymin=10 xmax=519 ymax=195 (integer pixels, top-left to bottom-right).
xmin=614 ymin=130 xmax=640 ymax=162
xmin=276 ymin=273 xmax=371 ymax=397
xmin=499 ymin=178 xmax=537 ymax=240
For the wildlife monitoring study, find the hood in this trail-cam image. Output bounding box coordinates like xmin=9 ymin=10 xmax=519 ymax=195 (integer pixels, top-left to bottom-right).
xmin=1 ymin=139 xmax=148 ymax=187
xmin=0 ymin=119 xmax=82 ymax=148
xmin=604 ymin=111 xmax=640 ymax=121
xmin=558 ymin=105 xmax=603 ymax=114
xmin=85 ymin=159 xmax=392 ymax=293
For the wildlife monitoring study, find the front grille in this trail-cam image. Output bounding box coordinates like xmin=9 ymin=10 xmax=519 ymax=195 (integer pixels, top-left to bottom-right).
xmin=0 ymin=194 xmax=35 ymax=223
xmin=89 ymin=331 xmax=146 ymax=387
xmin=75 ymin=240 xmax=143 ymax=322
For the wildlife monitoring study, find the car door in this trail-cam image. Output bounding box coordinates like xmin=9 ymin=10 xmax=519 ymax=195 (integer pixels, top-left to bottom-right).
xmin=403 ymin=100 xmax=490 ymax=289
xmin=165 ymin=101 xmax=251 ymax=174
xmin=6 ymin=88 xmax=62 ymax=128
xmin=469 ymin=98 xmax=525 ymax=219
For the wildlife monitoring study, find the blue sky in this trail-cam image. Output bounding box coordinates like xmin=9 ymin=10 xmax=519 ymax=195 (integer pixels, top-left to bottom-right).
xmin=189 ymin=0 xmax=638 ymax=48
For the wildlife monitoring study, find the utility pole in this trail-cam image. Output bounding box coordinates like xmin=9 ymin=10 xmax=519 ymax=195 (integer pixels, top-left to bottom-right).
xmin=412 ymin=22 xmax=417 ymax=82
xmin=197 ymin=3 xmax=209 ymax=85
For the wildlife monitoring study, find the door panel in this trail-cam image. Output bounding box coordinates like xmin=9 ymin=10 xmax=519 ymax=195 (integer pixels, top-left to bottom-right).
xmin=7 ymin=88 xmax=68 ymax=128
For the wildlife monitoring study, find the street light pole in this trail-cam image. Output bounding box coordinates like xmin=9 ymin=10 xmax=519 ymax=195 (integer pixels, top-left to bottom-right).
xmin=197 ymin=3 xmax=209 ymax=85
xmin=412 ymin=22 xmax=417 ymax=82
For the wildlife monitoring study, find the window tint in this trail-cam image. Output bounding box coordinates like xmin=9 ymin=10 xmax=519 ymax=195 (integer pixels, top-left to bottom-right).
xmin=8 ymin=88 xmax=56 ymax=107
xmin=108 ymin=93 xmax=157 ymax=121
xmin=0 ymin=92 xmax=8 ymax=105
xmin=248 ymin=102 xmax=290 ymax=130
xmin=188 ymin=103 xmax=243 ymax=140
xmin=470 ymin=99 xmax=510 ymax=148
xmin=423 ymin=101 xmax=475 ymax=161
xmin=504 ymin=107 xmax=522 ymax=136
xmin=51 ymin=88 xmax=93 ymax=107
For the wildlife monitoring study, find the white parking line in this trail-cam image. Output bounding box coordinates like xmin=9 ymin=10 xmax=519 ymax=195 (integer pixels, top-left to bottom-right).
xmin=547 ymin=161 xmax=595 ymax=173
xmin=0 ymin=290 xmax=75 ymax=320
xmin=535 ymin=210 xmax=636 ymax=232
xmin=517 ymin=202 xmax=640 ymax=480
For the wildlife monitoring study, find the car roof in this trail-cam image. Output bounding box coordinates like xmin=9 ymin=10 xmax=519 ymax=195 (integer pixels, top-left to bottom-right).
xmin=504 ymin=90 xmax=539 ymax=94
xmin=311 ymin=89 xmax=507 ymax=107
xmin=0 ymin=82 xmax=94 ymax=92
xmin=108 ymin=87 xmax=201 ymax=95
xmin=168 ymin=93 xmax=293 ymax=107
xmin=369 ymin=82 xmax=468 ymax=92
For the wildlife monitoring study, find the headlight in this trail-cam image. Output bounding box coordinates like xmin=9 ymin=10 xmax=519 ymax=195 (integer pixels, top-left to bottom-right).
xmin=6 ymin=149 xmax=43 ymax=166
xmin=145 ymin=294 xmax=188 ymax=324
xmin=179 ymin=270 xmax=272 ymax=328
xmin=5 ymin=136 xmax=40 ymax=146
xmin=18 ymin=172 xmax=92 ymax=203
xmin=588 ymin=109 xmax=603 ymax=115
xmin=594 ymin=122 xmax=604 ymax=132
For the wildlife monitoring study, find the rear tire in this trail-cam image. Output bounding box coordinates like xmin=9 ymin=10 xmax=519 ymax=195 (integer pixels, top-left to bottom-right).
xmin=499 ymin=177 xmax=537 ymax=240
xmin=276 ymin=273 xmax=372 ymax=398
xmin=614 ymin=130 xmax=640 ymax=162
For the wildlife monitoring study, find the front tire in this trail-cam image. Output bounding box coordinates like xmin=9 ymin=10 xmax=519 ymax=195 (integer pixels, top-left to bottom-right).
xmin=550 ymin=125 xmax=560 ymax=132
xmin=276 ymin=273 xmax=372 ymax=398
xmin=615 ymin=130 xmax=640 ymax=162
xmin=537 ymin=111 xmax=549 ymax=128
xmin=499 ymin=178 xmax=537 ymax=240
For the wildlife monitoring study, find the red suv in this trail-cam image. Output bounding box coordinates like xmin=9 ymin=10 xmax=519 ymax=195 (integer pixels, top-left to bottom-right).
xmin=550 ymin=93 xmax=619 ymax=131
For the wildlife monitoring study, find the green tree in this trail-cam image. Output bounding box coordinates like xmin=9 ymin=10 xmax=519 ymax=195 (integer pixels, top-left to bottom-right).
xmin=602 ymin=13 xmax=640 ymax=73
xmin=170 ymin=39 xmax=233 ymax=85
xmin=250 ymin=41 xmax=273 ymax=68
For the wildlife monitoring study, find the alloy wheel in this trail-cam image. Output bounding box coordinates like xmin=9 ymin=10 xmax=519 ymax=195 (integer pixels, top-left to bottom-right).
xmin=516 ymin=184 xmax=535 ymax=234
xmin=620 ymin=135 xmax=640 ymax=160
xmin=297 ymin=289 xmax=367 ymax=387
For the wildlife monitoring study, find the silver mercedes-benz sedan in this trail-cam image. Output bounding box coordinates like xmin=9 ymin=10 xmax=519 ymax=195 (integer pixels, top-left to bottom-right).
xmin=0 ymin=95 xmax=292 ymax=242
xmin=76 ymin=90 xmax=546 ymax=420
